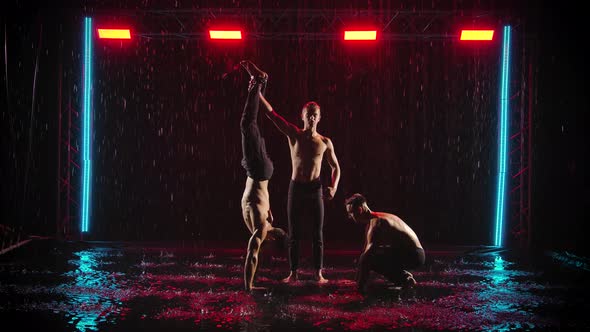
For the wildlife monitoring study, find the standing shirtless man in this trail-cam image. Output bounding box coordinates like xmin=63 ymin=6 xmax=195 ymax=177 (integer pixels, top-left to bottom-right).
xmin=255 ymin=70 xmax=341 ymax=283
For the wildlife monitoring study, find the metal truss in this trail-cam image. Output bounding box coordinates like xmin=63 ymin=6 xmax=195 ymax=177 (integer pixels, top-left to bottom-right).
xmin=56 ymin=91 xmax=81 ymax=240
xmin=508 ymin=32 xmax=535 ymax=249
xmin=90 ymin=8 xmax=500 ymax=40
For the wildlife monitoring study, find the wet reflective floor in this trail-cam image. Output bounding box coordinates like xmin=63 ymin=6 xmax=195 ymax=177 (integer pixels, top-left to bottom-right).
xmin=1 ymin=238 xmax=588 ymax=331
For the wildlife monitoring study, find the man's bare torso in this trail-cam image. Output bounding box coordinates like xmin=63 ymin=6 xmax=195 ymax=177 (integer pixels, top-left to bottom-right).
xmin=289 ymin=131 xmax=327 ymax=182
xmin=241 ymin=178 xmax=270 ymax=228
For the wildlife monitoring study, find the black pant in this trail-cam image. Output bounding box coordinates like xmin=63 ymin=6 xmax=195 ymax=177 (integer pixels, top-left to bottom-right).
xmin=368 ymin=247 xmax=425 ymax=284
xmin=240 ymin=82 xmax=273 ymax=181
xmin=287 ymin=179 xmax=324 ymax=270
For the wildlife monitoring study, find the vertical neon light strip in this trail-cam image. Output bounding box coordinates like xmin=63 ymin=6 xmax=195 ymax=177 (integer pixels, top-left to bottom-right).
xmin=81 ymin=17 xmax=93 ymax=233
xmin=494 ymin=26 xmax=511 ymax=246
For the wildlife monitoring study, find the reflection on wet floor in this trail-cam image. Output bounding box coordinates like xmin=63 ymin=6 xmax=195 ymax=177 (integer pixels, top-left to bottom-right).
xmin=0 ymin=239 xmax=588 ymax=331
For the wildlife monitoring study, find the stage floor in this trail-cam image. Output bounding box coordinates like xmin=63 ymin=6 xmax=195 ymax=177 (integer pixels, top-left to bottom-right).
xmin=0 ymin=238 xmax=588 ymax=331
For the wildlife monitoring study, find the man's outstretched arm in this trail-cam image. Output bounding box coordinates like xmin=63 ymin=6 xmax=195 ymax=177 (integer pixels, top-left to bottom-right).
xmin=258 ymin=92 xmax=298 ymax=138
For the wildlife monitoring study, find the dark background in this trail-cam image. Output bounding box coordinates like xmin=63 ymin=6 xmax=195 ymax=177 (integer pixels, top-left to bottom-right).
xmin=1 ymin=1 xmax=587 ymax=254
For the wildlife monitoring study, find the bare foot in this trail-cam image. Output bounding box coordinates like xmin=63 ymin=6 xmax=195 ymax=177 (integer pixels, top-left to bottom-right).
xmin=239 ymin=60 xmax=268 ymax=81
xmin=403 ymin=276 xmax=417 ymax=289
xmin=281 ymin=271 xmax=298 ymax=283
xmin=314 ymin=274 xmax=329 ymax=284
xmin=246 ymin=285 xmax=267 ymax=292
xmin=402 ymin=271 xmax=417 ymax=289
